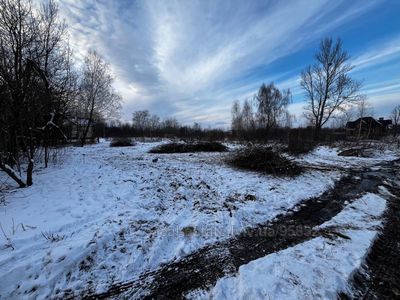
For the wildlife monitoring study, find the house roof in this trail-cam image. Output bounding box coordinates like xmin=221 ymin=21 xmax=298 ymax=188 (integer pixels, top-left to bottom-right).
xmin=346 ymin=117 xmax=393 ymax=129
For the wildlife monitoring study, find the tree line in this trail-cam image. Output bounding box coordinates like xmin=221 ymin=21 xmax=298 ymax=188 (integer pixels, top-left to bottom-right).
xmin=96 ymin=110 xmax=226 ymax=140
xmin=231 ymin=38 xmax=400 ymax=140
xmin=0 ymin=0 xmax=121 ymax=187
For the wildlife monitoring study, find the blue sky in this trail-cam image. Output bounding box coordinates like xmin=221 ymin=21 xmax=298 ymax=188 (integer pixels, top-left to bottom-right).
xmin=59 ymin=0 xmax=400 ymax=128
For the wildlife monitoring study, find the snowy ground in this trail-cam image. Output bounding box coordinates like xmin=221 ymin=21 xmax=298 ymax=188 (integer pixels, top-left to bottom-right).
xmin=0 ymin=141 xmax=397 ymax=299
xmin=188 ymin=193 xmax=387 ymax=299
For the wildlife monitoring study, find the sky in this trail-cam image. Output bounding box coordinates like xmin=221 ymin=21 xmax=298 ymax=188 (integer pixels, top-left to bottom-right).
xmin=59 ymin=0 xmax=400 ymax=128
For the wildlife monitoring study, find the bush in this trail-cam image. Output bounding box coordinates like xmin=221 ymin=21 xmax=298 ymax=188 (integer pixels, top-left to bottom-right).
xmin=149 ymin=141 xmax=228 ymax=153
xmin=110 ymin=137 xmax=135 ymax=147
xmin=228 ymin=146 xmax=303 ymax=176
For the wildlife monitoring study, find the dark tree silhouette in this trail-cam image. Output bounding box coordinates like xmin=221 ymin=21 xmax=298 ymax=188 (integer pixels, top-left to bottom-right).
xmin=301 ymin=38 xmax=362 ymax=140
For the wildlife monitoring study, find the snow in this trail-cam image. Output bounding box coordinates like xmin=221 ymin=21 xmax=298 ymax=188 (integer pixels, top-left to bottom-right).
xmin=190 ymin=193 xmax=387 ymax=300
xmin=0 ymin=141 xmax=339 ymax=298
xmin=0 ymin=141 xmax=396 ymax=299
xmin=297 ymin=145 xmax=398 ymax=169
xmin=1 ymin=163 xmax=25 ymax=183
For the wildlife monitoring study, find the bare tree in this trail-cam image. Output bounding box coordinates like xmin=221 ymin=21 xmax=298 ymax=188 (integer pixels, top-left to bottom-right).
xmin=231 ymin=100 xmax=243 ymax=132
xmin=280 ymin=111 xmax=295 ymax=128
xmin=192 ymin=122 xmax=201 ymax=131
xmin=356 ymin=96 xmax=373 ymax=119
xmin=301 ymin=38 xmax=362 ymax=140
xmin=335 ymin=108 xmax=354 ymax=128
xmin=78 ymin=51 xmax=121 ymax=146
xmin=242 ymin=99 xmax=255 ymax=131
xmin=392 ymin=105 xmax=400 ymax=136
xmin=255 ymin=82 xmax=291 ymax=131
xmin=149 ymin=115 xmax=160 ymax=131
xmin=0 ymin=0 xmax=74 ymax=186
xmin=162 ymin=117 xmax=179 ymax=130
xmin=132 ymin=110 xmax=151 ymax=131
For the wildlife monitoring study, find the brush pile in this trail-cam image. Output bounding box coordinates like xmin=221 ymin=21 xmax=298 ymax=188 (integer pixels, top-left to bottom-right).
xmin=229 ymin=146 xmax=303 ymax=176
xmin=149 ymin=141 xmax=228 ymax=153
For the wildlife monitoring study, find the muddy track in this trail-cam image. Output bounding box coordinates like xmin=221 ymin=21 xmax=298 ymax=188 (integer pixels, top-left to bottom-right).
xmin=83 ymin=160 xmax=399 ymax=300
xmin=339 ymin=160 xmax=400 ymax=300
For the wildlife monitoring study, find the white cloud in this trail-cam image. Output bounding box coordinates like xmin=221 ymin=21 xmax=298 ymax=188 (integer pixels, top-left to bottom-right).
xmin=58 ymin=0 xmax=392 ymax=126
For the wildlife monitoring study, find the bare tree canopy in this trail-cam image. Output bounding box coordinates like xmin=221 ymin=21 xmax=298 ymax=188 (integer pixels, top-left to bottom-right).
xmin=231 ymin=100 xmax=243 ymax=132
xmin=301 ymin=38 xmax=362 ymax=139
xmin=78 ymin=51 xmax=121 ymax=146
xmin=0 ymin=0 xmax=122 ymax=186
xmin=355 ymin=96 xmax=373 ymax=119
xmin=242 ymin=99 xmax=255 ymax=131
xmin=132 ymin=110 xmax=161 ymax=132
xmin=255 ymin=82 xmax=291 ymax=131
xmin=0 ymin=0 xmax=77 ymax=186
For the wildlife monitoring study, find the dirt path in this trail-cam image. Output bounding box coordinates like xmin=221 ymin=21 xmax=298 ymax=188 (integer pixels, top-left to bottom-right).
xmin=339 ymin=160 xmax=400 ymax=300
xmin=79 ymin=159 xmax=400 ymax=300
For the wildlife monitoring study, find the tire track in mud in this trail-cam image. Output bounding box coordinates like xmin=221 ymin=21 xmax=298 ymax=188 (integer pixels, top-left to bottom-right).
xmin=82 ymin=160 xmax=399 ymax=300
xmin=339 ymin=160 xmax=400 ymax=300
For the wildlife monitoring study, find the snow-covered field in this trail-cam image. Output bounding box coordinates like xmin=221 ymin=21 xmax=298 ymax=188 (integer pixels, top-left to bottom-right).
xmin=188 ymin=193 xmax=387 ymax=299
xmin=0 ymin=141 xmax=397 ymax=299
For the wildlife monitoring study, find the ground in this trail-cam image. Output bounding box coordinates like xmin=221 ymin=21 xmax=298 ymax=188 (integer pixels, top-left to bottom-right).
xmin=0 ymin=140 xmax=399 ymax=299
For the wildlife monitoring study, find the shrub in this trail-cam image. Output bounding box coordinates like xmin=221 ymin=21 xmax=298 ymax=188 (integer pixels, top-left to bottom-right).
xmin=228 ymin=146 xmax=303 ymax=176
xmin=110 ymin=137 xmax=135 ymax=147
xmin=149 ymin=141 xmax=228 ymax=153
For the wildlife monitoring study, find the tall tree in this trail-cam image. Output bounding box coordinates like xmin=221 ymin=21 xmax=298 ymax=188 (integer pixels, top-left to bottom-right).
xmin=231 ymin=100 xmax=243 ymax=132
xmin=0 ymin=0 xmax=74 ymax=186
xmin=255 ymin=82 xmax=291 ymax=131
xmin=242 ymin=99 xmax=255 ymax=130
xmin=301 ymin=38 xmax=362 ymax=140
xmin=132 ymin=110 xmax=151 ymax=131
xmin=78 ymin=51 xmax=121 ymax=146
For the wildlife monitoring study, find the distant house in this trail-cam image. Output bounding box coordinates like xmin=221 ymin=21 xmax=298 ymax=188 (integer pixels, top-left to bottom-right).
xmin=346 ymin=117 xmax=392 ymax=139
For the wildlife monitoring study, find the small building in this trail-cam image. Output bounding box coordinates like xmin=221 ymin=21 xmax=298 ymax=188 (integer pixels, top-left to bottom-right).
xmin=346 ymin=117 xmax=392 ymax=139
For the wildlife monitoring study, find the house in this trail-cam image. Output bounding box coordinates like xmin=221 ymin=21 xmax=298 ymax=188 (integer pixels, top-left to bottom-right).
xmin=346 ymin=117 xmax=392 ymax=139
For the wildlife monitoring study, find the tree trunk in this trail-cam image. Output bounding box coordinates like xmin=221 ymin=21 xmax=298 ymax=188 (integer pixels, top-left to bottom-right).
xmin=26 ymin=130 xmax=35 ymax=186
xmin=0 ymin=162 xmax=26 ymax=188
xmin=313 ymin=125 xmax=321 ymax=141
xmin=80 ymin=121 xmax=91 ymax=147
xmin=80 ymin=99 xmax=95 ymax=147
xmin=26 ymin=159 xmax=33 ymax=186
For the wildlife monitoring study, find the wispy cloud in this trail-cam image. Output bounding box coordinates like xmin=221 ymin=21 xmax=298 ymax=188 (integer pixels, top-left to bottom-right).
xmin=58 ymin=0 xmax=395 ymax=126
xmin=352 ymin=36 xmax=400 ymax=71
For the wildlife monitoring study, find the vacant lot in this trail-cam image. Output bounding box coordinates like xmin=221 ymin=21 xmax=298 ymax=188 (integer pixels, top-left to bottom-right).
xmin=0 ymin=141 xmax=398 ymax=299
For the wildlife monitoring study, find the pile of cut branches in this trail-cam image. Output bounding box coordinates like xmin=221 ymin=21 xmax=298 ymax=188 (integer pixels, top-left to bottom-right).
xmin=149 ymin=142 xmax=228 ymax=153
xmin=110 ymin=137 xmax=135 ymax=147
xmin=228 ymin=146 xmax=303 ymax=176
